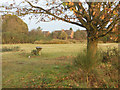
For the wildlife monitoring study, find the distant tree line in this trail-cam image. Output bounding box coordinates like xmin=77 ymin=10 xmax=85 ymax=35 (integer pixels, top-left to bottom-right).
xmin=2 ymin=28 xmax=118 ymax=44
xmin=2 ymin=15 xmax=52 ymax=44
xmin=2 ymin=27 xmax=53 ymax=44
xmin=2 ymin=15 xmax=119 ymax=44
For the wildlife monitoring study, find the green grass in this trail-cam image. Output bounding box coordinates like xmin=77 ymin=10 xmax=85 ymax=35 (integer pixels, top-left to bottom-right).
xmin=2 ymin=43 xmax=118 ymax=88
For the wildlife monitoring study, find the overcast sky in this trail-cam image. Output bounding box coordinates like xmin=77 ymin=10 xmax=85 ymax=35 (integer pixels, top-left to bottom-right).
xmin=20 ymin=15 xmax=86 ymax=32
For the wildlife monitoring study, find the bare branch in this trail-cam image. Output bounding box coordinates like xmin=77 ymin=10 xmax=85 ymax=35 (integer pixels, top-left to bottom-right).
xmin=97 ymin=23 xmax=116 ymax=38
xmin=25 ymin=0 xmax=85 ymax=28
xmin=96 ymin=18 xmax=119 ymax=39
xmin=47 ymin=3 xmax=62 ymax=11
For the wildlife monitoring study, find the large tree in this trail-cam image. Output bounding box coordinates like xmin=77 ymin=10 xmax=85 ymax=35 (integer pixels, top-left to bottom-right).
xmin=2 ymin=14 xmax=28 ymax=34
xmin=0 ymin=0 xmax=119 ymax=59
xmin=59 ymin=31 xmax=68 ymax=40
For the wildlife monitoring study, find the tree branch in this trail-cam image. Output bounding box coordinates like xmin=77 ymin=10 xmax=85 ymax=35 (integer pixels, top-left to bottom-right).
xmin=80 ymin=3 xmax=90 ymax=22
xmin=98 ymin=2 xmax=119 ymax=27
xmin=96 ymin=18 xmax=118 ymax=39
xmin=97 ymin=23 xmax=116 ymax=38
xmin=25 ymin=0 xmax=85 ymax=28
xmin=47 ymin=3 xmax=62 ymax=11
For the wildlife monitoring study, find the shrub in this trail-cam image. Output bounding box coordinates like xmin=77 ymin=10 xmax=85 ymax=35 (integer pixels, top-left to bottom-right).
xmin=73 ymin=47 xmax=118 ymax=71
xmin=31 ymin=49 xmax=38 ymax=55
xmin=100 ymin=47 xmax=119 ymax=71
xmin=34 ymin=39 xmax=70 ymax=44
xmin=68 ymin=39 xmax=77 ymax=43
xmin=101 ymin=47 xmax=118 ymax=63
xmin=73 ymin=48 xmax=118 ymax=88
xmin=2 ymin=46 xmax=20 ymax=52
xmin=73 ymin=49 xmax=102 ymax=87
xmin=31 ymin=49 xmax=41 ymax=55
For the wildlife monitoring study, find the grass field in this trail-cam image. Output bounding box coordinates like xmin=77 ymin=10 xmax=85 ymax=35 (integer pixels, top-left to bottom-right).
xmin=2 ymin=43 xmax=118 ymax=88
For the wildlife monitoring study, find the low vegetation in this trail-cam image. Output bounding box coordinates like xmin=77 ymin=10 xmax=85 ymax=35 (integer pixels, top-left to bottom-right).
xmin=34 ymin=39 xmax=83 ymax=44
xmin=73 ymin=47 xmax=119 ymax=88
xmin=1 ymin=46 xmax=20 ymax=52
xmin=34 ymin=39 xmax=70 ymax=44
xmin=2 ymin=43 xmax=119 ymax=88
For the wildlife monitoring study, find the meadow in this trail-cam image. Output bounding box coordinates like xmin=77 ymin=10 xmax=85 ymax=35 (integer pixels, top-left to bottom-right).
xmin=2 ymin=43 xmax=118 ymax=88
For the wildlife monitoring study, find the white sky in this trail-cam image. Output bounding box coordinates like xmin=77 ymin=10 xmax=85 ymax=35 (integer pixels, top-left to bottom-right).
xmin=21 ymin=16 xmax=85 ymax=32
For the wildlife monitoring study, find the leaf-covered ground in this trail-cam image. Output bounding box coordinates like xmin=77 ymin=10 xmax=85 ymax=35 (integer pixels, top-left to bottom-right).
xmin=2 ymin=43 xmax=118 ymax=88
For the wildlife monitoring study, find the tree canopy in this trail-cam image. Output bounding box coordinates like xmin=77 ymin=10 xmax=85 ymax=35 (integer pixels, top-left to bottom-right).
xmin=2 ymin=14 xmax=28 ymax=34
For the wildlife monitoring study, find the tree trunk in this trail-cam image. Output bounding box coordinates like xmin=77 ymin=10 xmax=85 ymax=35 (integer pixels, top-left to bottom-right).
xmin=87 ymin=37 xmax=98 ymax=60
xmin=87 ymin=29 xmax=98 ymax=60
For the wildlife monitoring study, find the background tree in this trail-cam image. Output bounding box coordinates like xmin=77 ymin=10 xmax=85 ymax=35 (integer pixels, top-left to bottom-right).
xmin=52 ymin=31 xmax=61 ymax=39
xmin=58 ymin=31 xmax=68 ymax=40
xmin=2 ymin=14 xmax=28 ymax=34
xmin=74 ymin=30 xmax=87 ymax=40
xmin=28 ymin=28 xmax=52 ymax=43
xmin=52 ymin=32 xmax=58 ymax=39
xmin=28 ymin=28 xmax=43 ymax=41
xmin=69 ymin=28 xmax=73 ymax=30
xmin=2 ymin=14 xmax=50 ymax=44
xmin=2 ymin=15 xmax=29 ymax=44
xmin=37 ymin=27 xmax=42 ymax=31
xmin=1 ymin=0 xmax=119 ymax=59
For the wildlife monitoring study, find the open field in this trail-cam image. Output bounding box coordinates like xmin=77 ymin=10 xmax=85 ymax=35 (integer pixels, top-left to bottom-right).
xmin=2 ymin=43 xmax=118 ymax=88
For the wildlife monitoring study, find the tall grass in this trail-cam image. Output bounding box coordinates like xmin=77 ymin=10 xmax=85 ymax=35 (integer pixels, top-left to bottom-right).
xmin=74 ymin=49 xmax=102 ymax=72
xmin=73 ymin=47 xmax=119 ymax=88
xmin=73 ymin=49 xmax=102 ymax=87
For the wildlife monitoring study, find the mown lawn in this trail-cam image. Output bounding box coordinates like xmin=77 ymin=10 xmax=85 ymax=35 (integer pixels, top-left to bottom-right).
xmin=2 ymin=43 xmax=118 ymax=88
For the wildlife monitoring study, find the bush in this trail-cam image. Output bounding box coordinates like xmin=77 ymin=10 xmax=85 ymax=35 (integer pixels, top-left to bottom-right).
xmin=73 ymin=48 xmax=118 ymax=88
xmin=73 ymin=47 xmax=118 ymax=71
xmin=100 ymin=47 xmax=119 ymax=71
xmin=2 ymin=32 xmax=30 ymax=44
xmin=101 ymin=47 xmax=118 ymax=63
xmin=68 ymin=39 xmax=77 ymax=43
xmin=2 ymin=46 xmax=20 ymax=52
xmin=31 ymin=49 xmax=40 ymax=55
xmin=31 ymin=49 xmax=38 ymax=55
xmin=34 ymin=39 xmax=70 ymax=44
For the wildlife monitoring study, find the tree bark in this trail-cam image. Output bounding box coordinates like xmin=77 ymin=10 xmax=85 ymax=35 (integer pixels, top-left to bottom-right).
xmin=87 ymin=38 xmax=98 ymax=59
xmin=87 ymin=31 xmax=98 ymax=60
